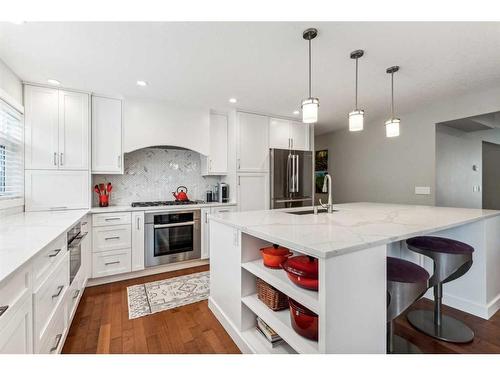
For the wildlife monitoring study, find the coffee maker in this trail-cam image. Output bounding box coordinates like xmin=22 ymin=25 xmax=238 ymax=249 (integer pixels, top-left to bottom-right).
xmin=217 ymin=182 xmax=229 ymax=203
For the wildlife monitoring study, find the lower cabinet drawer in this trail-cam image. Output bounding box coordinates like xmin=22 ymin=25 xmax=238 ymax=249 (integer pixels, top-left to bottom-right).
xmin=33 ymin=253 xmax=69 ymax=344
xmin=0 ymin=263 xmax=31 ymax=329
xmin=93 ymin=224 xmax=132 ymax=252
xmin=65 ymin=270 xmax=84 ymax=323
xmin=92 ymin=248 xmax=132 ymax=278
xmin=32 ymin=234 xmax=67 ymax=285
xmin=37 ymin=302 xmax=66 ymax=354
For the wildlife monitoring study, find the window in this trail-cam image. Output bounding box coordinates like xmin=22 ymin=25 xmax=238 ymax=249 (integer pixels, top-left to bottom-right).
xmin=0 ymin=98 xmax=23 ymax=203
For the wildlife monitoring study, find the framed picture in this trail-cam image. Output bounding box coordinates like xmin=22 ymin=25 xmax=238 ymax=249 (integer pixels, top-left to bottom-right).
xmin=315 ymin=149 xmax=328 ymax=193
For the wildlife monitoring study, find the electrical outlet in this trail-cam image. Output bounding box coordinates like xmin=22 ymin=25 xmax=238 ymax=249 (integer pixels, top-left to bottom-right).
xmin=415 ymin=186 xmax=431 ymax=195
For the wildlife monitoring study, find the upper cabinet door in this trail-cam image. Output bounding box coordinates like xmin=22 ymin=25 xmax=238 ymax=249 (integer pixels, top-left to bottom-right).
xmin=290 ymin=121 xmax=310 ymax=151
xmin=237 ymin=112 xmax=269 ymax=172
xmin=209 ymin=113 xmax=228 ymax=174
xmin=58 ymin=90 xmax=89 ymax=170
xmin=24 ymin=86 xmax=59 ymax=170
xmin=91 ymin=96 xmax=123 ymax=174
xmin=269 ymin=118 xmax=291 ymax=150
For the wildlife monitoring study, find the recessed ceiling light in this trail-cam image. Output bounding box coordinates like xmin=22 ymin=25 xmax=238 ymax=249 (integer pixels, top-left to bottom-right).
xmin=47 ymin=79 xmax=60 ymax=86
xmin=229 ymin=98 xmax=237 ymax=104
xmin=293 ymin=110 xmax=300 ymax=115
xmin=136 ymin=80 xmax=148 ymax=87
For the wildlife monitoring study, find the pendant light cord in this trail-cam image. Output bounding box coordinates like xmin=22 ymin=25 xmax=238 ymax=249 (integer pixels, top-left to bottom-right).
xmin=308 ymin=39 xmax=312 ymax=98
xmin=391 ymin=72 xmax=394 ymax=119
xmin=355 ymin=57 xmax=358 ymax=109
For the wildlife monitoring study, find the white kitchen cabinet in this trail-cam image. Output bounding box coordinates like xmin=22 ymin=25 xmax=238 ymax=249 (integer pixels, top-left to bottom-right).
xmin=58 ymin=90 xmax=90 ymax=170
xmin=201 ymin=112 xmax=228 ymax=175
xmin=269 ymin=118 xmax=310 ymax=151
xmin=91 ymin=95 xmax=123 ymax=174
xmin=24 ymin=85 xmax=59 ymax=170
xmin=25 ymin=170 xmax=90 ymax=211
xmin=201 ymin=205 xmax=237 ymax=259
xmin=0 ymin=294 xmax=33 ymax=354
xmin=131 ymin=211 xmax=145 ymax=271
xmin=237 ymin=112 xmax=269 ymax=172
xmin=92 ymin=248 xmax=132 ymax=278
xmin=289 ymin=121 xmax=310 ymax=151
xmin=237 ymin=173 xmax=269 ymax=212
xmin=24 ymin=85 xmax=89 ymax=170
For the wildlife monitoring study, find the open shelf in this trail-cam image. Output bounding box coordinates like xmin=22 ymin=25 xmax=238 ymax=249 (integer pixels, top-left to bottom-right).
xmin=241 ymin=259 xmax=319 ymax=314
xmin=241 ymin=329 xmax=297 ymax=354
xmin=241 ymin=294 xmax=319 ymax=354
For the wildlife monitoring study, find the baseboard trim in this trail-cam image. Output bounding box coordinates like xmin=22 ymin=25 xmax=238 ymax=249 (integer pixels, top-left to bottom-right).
xmin=208 ymin=297 xmax=250 ymax=354
xmin=87 ymin=259 xmax=209 ymax=286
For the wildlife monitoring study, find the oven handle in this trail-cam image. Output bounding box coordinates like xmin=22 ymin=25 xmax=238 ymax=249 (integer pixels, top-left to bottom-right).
xmin=153 ymin=221 xmax=196 ymax=229
xmin=68 ymin=232 xmax=87 ymax=248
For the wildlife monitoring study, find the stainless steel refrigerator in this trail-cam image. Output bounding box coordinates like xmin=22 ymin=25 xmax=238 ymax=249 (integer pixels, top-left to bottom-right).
xmin=270 ymin=148 xmax=314 ymax=209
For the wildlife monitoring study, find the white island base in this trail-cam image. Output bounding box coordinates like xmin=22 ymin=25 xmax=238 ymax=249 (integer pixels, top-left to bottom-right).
xmin=207 ymin=203 xmax=500 ymax=354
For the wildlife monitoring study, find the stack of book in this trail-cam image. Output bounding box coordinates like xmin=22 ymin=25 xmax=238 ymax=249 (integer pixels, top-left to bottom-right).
xmin=256 ymin=317 xmax=284 ymax=348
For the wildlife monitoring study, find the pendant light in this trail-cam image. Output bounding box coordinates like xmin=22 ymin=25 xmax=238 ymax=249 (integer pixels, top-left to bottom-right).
xmin=301 ymin=28 xmax=319 ymax=124
xmin=385 ymin=66 xmax=400 ymax=138
xmin=348 ymin=50 xmax=365 ymax=131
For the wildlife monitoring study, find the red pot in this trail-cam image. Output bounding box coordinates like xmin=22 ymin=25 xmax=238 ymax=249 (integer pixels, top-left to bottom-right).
xmin=289 ymin=298 xmax=318 ymax=341
xmin=260 ymin=244 xmax=292 ymax=268
xmin=281 ymin=255 xmax=319 ymax=291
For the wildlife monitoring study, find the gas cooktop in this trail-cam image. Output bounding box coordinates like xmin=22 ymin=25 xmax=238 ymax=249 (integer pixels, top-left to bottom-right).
xmin=131 ymin=200 xmax=205 ymax=208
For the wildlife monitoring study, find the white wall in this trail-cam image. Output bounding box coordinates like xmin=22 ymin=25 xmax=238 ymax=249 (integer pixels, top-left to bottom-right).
xmin=436 ymin=125 xmax=500 ymax=208
xmin=315 ymin=85 xmax=500 ymax=206
xmin=123 ymin=98 xmax=210 ymax=155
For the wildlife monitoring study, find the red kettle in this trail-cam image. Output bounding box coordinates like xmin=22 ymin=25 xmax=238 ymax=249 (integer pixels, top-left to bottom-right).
xmin=172 ymin=186 xmax=189 ymax=201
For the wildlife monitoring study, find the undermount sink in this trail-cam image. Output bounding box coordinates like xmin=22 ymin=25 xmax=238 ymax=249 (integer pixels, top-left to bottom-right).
xmin=287 ymin=208 xmax=338 ymax=215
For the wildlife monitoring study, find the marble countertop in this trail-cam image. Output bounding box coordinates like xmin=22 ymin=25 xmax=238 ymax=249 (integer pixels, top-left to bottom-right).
xmin=210 ymin=202 xmax=500 ymax=259
xmin=90 ymin=201 xmax=237 ymax=213
xmin=0 ymin=209 xmax=88 ymax=284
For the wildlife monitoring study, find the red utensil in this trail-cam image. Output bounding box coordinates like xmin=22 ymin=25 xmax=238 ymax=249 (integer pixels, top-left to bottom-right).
xmin=288 ymin=298 xmax=318 ymax=341
xmin=172 ymin=186 xmax=189 ymax=201
xmin=260 ymin=244 xmax=292 ymax=268
xmin=281 ymin=255 xmax=319 ymax=291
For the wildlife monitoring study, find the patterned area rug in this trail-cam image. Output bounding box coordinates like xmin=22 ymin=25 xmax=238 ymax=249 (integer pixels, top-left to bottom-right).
xmin=127 ymin=271 xmax=210 ymax=319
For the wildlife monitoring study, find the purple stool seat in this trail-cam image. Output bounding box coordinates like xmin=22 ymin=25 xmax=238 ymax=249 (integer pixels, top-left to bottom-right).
xmin=387 ymin=257 xmax=430 ymax=284
xmin=406 ymin=236 xmax=474 ymax=255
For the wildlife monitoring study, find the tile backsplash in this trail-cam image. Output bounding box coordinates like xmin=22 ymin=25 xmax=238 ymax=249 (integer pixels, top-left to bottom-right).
xmin=92 ymin=147 xmax=221 ymax=206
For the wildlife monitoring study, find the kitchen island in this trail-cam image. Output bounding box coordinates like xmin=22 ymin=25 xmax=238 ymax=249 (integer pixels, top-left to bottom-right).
xmin=208 ymin=203 xmax=500 ymax=354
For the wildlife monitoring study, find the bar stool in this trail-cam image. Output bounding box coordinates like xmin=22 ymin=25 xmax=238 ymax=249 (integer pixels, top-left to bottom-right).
xmin=406 ymin=236 xmax=474 ymax=343
xmin=387 ymin=256 xmax=429 ymax=354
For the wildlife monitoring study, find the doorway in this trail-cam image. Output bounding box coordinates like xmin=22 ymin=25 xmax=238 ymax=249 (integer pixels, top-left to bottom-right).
xmin=482 ymin=141 xmax=500 ymax=210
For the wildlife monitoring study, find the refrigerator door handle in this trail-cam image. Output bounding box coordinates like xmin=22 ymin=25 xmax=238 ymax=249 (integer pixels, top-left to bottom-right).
xmin=291 ymin=154 xmax=296 ymax=192
xmin=287 ymin=153 xmax=291 ymax=193
xmin=295 ymin=154 xmax=300 ymax=193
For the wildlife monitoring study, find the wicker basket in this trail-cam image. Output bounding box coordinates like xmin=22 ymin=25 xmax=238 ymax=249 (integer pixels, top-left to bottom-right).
xmin=256 ymin=278 xmax=288 ymax=311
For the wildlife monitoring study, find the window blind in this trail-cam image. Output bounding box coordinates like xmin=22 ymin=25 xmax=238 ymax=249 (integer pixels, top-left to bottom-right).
xmin=0 ymin=98 xmax=23 ymax=201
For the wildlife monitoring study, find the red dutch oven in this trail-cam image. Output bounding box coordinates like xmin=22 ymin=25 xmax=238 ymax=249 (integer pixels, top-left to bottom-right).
xmin=288 ymin=298 xmax=318 ymax=341
xmin=260 ymin=244 xmax=292 ymax=269
xmin=281 ymin=255 xmax=318 ymax=291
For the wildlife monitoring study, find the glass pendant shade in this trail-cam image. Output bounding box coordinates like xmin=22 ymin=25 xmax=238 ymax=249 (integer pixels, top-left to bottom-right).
xmin=301 ymin=97 xmax=319 ymax=124
xmin=385 ymin=118 xmax=400 ymax=138
xmin=348 ymin=109 xmax=364 ymax=131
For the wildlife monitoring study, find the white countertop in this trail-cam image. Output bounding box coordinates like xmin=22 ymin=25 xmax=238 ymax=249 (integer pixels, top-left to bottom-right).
xmin=211 ymin=202 xmax=500 ymax=258
xmin=90 ymin=201 xmax=237 ymax=213
xmin=0 ymin=209 xmax=88 ymax=284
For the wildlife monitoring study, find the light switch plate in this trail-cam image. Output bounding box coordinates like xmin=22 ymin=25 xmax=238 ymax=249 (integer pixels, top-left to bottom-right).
xmin=415 ymin=186 xmax=431 ymax=195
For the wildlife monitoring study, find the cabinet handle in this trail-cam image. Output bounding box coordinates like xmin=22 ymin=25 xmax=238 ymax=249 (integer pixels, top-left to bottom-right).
xmin=209 ymin=159 xmax=212 ymax=171
xmin=136 ymin=217 xmax=141 ymax=230
xmin=48 ymin=249 xmax=62 ymax=258
xmin=118 ymin=155 xmax=121 ymax=168
xmin=0 ymin=305 xmax=8 ymax=317
xmin=288 ymin=138 xmax=291 ymax=149
xmin=60 ymin=152 xmax=63 ymax=166
xmin=73 ymin=290 xmax=80 ymax=299
xmin=53 ymin=152 xmax=58 ymax=166
xmin=105 ymin=261 xmax=120 ymax=266
xmin=52 ymin=285 xmax=64 ymax=299
xmin=105 ymin=217 xmax=121 ymax=221
xmin=50 ymin=334 xmax=63 ymax=353
xmin=238 ymin=176 xmax=241 ymax=185
xmin=105 ymin=236 xmax=120 ymax=241
xmin=237 ymin=158 xmax=240 ymax=170
xmin=291 ymin=138 xmax=294 ymax=149
xmin=50 ymin=206 xmax=67 ymax=210
xmin=205 ymin=212 xmax=208 ymax=224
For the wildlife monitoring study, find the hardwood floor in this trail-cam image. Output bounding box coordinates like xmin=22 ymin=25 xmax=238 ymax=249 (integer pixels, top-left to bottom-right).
xmin=63 ymin=265 xmax=500 ymax=354
xmin=395 ymin=298 xmax=500 ymax=354
xmin=62 ymin=265 xmax=240 ymax=354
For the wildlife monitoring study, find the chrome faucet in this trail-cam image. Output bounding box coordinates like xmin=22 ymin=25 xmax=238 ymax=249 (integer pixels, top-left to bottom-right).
xmin=319 ymin=174 xmax=334 ymax=213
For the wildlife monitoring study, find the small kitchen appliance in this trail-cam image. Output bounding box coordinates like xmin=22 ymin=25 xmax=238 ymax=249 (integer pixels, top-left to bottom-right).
xmin=217 ymin=182 xmax=229 ymax=203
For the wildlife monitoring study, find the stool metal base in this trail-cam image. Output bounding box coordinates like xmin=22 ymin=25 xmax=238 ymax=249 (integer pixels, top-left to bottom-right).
xmin=407 ymin=309 xmax=474 ymax=343
xmin=388 ymin=335 xmax=422 ymax=354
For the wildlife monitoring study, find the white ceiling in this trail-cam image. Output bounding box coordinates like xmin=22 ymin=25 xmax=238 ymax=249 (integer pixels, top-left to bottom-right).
xmin=1 ymin=22 xmax=500 ymax=134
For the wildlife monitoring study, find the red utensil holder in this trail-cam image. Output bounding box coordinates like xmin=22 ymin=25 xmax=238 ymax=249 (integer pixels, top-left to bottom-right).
xmin=99 ymin=194 xmax=109 ymax=207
